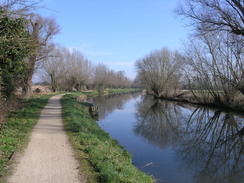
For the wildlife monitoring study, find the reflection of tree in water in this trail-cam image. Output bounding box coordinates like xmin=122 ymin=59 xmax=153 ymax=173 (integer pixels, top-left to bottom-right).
xmin=134 ymin=96 xmax=243 ymax=182
xmin=177 ymin=108 xmax=244 ymax=183
xmin=134 ymin=96 xmax=185 ymax=148
xmin=92 ymin=93 xmax=140 ymax=120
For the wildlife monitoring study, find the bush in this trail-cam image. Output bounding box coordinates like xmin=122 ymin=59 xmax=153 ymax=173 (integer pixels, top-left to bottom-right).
xmin=1 ymin=70 xmax=14 ymax=98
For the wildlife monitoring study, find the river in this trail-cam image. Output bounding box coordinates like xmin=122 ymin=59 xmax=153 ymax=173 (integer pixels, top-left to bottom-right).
xmin=90 ymin=93 xmax=244 ymax=183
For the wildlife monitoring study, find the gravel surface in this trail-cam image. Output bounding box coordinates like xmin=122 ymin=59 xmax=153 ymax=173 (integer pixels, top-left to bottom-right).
xmin=8 ymin=94 xmax=85 ymax=183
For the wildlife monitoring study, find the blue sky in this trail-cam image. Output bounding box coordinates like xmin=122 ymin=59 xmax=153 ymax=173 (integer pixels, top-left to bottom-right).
xmin=38 ymin=0 xmax=189 ymax=79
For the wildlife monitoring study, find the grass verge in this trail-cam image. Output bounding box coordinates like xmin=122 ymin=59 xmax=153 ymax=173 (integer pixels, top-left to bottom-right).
xmin=61 ymin=94 xmax=154 ymax=183
xmin=0 ymin=95 xmax=52 ymax=180
xmin=108 ymin=88 xmax=140 ymax=95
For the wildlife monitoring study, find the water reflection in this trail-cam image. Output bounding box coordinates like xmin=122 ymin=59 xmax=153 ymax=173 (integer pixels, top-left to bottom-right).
xmin=178 ymin=108 xmax=244 ymax=183
xmin=134 ymin=96 xmax=244 ymax=183
xmin=92 ymin=93 xmax=140 ymax=120
xmin=134 ymin=96 xmax=184 ymax=148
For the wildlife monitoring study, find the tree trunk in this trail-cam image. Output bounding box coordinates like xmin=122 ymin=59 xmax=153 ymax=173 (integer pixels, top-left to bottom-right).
xmin=98 ymin=84 xmax=104 ymax=96
xmin=22 ymin=56 xmax=36 ymax=98
xmin=22 ymin=77 xmax=32 ymax=98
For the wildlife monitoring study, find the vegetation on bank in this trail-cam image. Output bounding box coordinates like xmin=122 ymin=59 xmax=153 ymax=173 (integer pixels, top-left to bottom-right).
xmin=147 ymin=89 xmax=244 ymax=112
xmin=0 ymin=95 xmax=52 ymax=179
xmin=108 ymin=88 xmax=140 ymax=95
xmin=68 ymin=88 xmax=140 ymax=98
xmin=61 ymin=94 xmax=153 ymax=183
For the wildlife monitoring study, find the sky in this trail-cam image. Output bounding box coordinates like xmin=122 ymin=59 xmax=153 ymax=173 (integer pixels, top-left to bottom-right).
xmin=36 ymin=0 xmax=189 ymax=80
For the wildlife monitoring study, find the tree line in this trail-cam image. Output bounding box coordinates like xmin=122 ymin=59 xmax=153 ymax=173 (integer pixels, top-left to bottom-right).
xmin=42 ymin=46 xmax=132 ymax=95
xmin=135 ymin=0 xmax=244 ymax=110
xmin=0 ymin=0 xmax=133 ymax=100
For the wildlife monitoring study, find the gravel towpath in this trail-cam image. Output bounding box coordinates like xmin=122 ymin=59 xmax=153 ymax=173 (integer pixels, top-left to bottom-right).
xmin=8 ymin=94 xmax=84 ymax=183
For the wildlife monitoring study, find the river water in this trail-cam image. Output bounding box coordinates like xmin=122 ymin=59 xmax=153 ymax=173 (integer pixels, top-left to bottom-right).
xmin=90 ymin=93 xmax=244 ymax=183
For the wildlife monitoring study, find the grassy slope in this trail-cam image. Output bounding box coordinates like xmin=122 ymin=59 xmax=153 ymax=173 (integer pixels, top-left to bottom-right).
xmin=61 ymin=94 xmax=153 ymax=183
xmin=0 ymin=95 xmax=52 ymax=179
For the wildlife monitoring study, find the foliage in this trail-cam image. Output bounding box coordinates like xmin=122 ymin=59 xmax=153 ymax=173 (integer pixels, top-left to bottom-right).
xmin=0 ymin=71 xmax=2 ymax=98
xmin=0 ymin=15 xmax=32 ymax=98
xmin=0 ymin=95 xmax=51 ymax=179
xmin=61 ymin=94 xmax=153 ymax=183
xmin=1 ymin=70 xmax=14 ymax=98
xmin=0 ymin=16 xmax=30 ymax=72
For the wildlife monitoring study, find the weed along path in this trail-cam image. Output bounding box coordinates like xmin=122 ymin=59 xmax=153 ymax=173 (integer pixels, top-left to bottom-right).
xmin=8 ymin=94 xmax=84 ymax=183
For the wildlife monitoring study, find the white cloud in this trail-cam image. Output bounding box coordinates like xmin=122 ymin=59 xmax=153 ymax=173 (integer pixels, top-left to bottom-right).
xmin=68 ymin=45 xmax=113 ymax=56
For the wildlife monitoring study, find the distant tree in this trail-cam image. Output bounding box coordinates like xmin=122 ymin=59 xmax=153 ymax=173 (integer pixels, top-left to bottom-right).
xmin=42 ymin=47 xmax=64 ymax=92
xmin=92 ymin=64 xmax=133 ymax=95
xmin=176 ymin=0 xmax=244 ymax=36
xmin=93 ymin=64 xmax=110 ymax=95
xmin=115 ymin=71 xmax=132 ymax=88
xmin=42 ymin=47 xmax=94 ymax=92
xmin=66 ymin=49 xmax=94 ymax=91
xmin=135 ymin=48 xmax=183 ymax=98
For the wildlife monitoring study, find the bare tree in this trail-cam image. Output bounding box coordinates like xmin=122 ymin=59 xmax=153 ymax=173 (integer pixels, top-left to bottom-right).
xmin=42 ymin=47 xmax=94 ymax=92
xmin=93 ymin=64 xmax=110 ymax=95
xmin=184 ymin=31 xmax=244 ymax=108
xmin=22 ymin=14 xmax=60 ymax=97
xmin=0 ymin=0 xmax=39 ymax=17
xmin=135 ymin=47 xmax=183 ymax=98
xmin=176 ymin=0 xmax=244 ymax=109
xmin=176 ymin=0 xmax=244 ymax=36
xmin=42 ymin=47 xmax=65 ymax=92
xmin=92 ymin=64 xmax=133 ymax=95
xmin=67 ymin=49 xmax=94 ymax=91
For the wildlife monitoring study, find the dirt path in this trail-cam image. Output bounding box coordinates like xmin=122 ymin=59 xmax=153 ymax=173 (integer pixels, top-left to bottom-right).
xmin=8 ymin=94 xmax=85 ymax=183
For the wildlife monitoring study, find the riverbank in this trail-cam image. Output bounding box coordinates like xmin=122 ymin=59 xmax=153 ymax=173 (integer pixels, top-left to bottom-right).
xmin=0 ymin=95 xmax=52 ymax=181
xmin=68 ymin=88 xmax=140 ymax=97
xmin=61 ymin=93 xmax=154 ymax=183
xmin=107 ymin=88 xmax=140 ymax=95
xmin=150 ymin=90 xmax=244 ymax=113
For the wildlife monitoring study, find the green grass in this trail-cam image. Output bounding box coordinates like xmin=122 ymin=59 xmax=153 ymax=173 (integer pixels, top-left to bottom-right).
xmin=69 ymin=90 xmax=99 ymax=97
xmin=61 ymin=94 xmax=154 ymax=183
xmin=0 ymin=95 xmax=52 ymax=179
xmin=107 ymin=88 xmax=140 ymax=94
